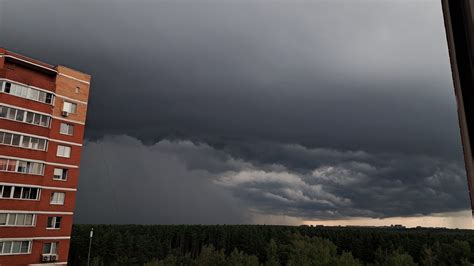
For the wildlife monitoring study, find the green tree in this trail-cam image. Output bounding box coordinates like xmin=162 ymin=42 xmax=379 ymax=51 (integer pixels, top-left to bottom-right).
xmin=335 ymin=252 xmax=362 ymax=266
xmin=196 ymin=245 xmax=226 ymax=266
xmin=385 ymin=249 xmax=417 ymax=266
xmin=227 ymin=248 xmax=260 ymax=266
xmin=265 ymin=239 xmax=280 ymax=266
xmin=287 ymin=234 xmax=337 ymax=266
xmin=419 ymin=245 xmax=435 ymax=266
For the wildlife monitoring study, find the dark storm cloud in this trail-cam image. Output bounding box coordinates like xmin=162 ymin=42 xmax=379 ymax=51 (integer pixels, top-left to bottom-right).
xmin=0 ymin=0 xmax=463 ymax=158
xmin=1 ymin=0 xmax=470 ymax=222
xmin=76 ymin=136 xmax=469 ymax=223
xmin=75 ymin=136 xmax=247 ymax=224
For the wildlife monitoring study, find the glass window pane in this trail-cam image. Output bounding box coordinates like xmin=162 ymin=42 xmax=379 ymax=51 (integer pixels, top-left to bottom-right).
xmin=38 ymin=91 xmax=46 ymax=102
xmin=0 ymin=214 xmax=7 ymax=225
xmin=6 ymin=108 xmax=15 ymax=120
xmin=45 ymin=94 xmax=53 ymax=104
xmin=4 ymin=133 xmax=12 ymax=145
xmin=7 ymin=160 xmax=16 ymax=171
xmin=43 ymin=243 xmax=51 ymax=254
xmin=30 ymin=138 xmax=38 ymax=149
xmin=17 ymin=161 xmax=27 ymax=173
xmin=2 ymin=186 xmax=11 ymax=198
xmin=53 ymin=168 xmax=63 ymax=179
xmin=7 ymin=214 xmax=15 ymax=225
xmin=11 ymin=242 xmax=20 ymax=253
xmin=38 ymin=139 xmax=47 ymax=150
xmin=25 ymin=214 xmax=33 ymax=225
xmin=20 ymin=241 xmax=29 ymax=253
xmin=3 ymin=241 xmax=12 ymax=254
xmin=33 ymin=114 xmax=40 ymax=125
xmin=16 ymin=214 xmax=25 ymax=225
xmin=55 ymin=217 xmax=61 ymax=228
xmin=20 ymin=87 xmax=28 ymax=98
xmin=21 ymin=136 xmax=31 ymax=148
xmin=30 ymin=188 xmax=38 ymax=199
xmin=0 ymin=159 xmax=7 ymax=171
xmin=15 ymin=110 xmax=24 ymax=121
xmin=21 ymin=187 xmax=31 ymax=198
xmin=28 ymin=89 xmax=39 ymax=101
xmin=47 ymin=217 xmax=52 ymax=227
xmin=12 ymin=187 xmax=21 ymax=198
xmin=40 ymin=115 xmax=49 ymax=127
xmin=11 ymin=134 xmax=20 ymax=146
xmin=26 ymin=112 xmax=34 ymax=123
xmin=4 ymin=82 xmax=11 ymax=93
xmin=0 ymin=106 xmax=7 ymax=117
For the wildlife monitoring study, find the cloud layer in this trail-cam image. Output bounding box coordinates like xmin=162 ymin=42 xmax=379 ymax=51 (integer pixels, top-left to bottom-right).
xmin=75 ymin=135 xmax=470 ymax=224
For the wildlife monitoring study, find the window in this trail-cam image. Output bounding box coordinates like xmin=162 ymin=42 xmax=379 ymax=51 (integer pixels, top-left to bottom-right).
xmin=11 ymin=134 xmax=20 ymax=146
xmin=0 ymin=213 xmax=35 ymax=226
xmin=42 ymin=242 xmax=57 ymax=255
xmin=50 ymin=192 xmax=65 ymax=205
xmin=0 ymin=131 xmax=48 ymax=151
xmin=0 ymin=105 xmax=51 ymax=127
xmin=0 ymin=185 xmax=40 ymax=200
xmin=59 ymin=123 xmax=74 ymax=135
xmin=46 ymin=216 xmax=61 ymax=229
xmin=0 ymin=240 xmax=30 ymax=255
xmin=0 ymin=81 xmax=54 ymax=104
xmin=56 ymin=145 xmax=71 ymax=158
xmin=62 ymin=101 xmax=77 ymax=114
xmin=0 ymin=158 xmax=44 ymax=175
xmin=53 ymin=168 xmax=68 ymax=181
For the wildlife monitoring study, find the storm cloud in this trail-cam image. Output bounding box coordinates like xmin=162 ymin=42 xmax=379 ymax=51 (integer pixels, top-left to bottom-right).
xmin=1 ymin=0 xmax=470 ymax=225
xmin=76 ymin=135 xmax=468 ymax=224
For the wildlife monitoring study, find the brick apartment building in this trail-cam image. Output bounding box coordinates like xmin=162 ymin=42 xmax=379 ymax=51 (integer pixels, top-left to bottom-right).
xmin=0 ymin=48 xmax=91 ymax=265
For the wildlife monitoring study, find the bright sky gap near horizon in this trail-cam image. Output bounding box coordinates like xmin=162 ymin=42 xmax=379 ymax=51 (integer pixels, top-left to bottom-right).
xmin=1 ymin=0 xmax=471 ymax=228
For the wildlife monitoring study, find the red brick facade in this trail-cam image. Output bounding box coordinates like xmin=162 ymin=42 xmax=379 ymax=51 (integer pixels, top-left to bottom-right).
xmin=0 ymin=48 xmax=90 ymax=265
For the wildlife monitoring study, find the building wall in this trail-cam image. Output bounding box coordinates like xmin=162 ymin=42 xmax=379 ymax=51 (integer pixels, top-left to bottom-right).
xmin=0 ymin=49 xmax=90 ymax=265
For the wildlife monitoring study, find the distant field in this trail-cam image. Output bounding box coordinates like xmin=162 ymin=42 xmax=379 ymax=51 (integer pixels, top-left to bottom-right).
xmin=69 ymin=225 xmax=474 ymax=265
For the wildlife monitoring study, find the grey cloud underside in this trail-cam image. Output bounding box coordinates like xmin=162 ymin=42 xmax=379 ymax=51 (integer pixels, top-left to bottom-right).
xmin=2 ymin=1 xmax=470 ymax=222
xmin=1 ymin=1 xmax=464 ymax=159
xmin=75 ymin=136 xmax=469 ymax=224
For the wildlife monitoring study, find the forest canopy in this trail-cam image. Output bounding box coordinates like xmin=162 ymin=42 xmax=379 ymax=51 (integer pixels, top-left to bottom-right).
xmin=70 ymin=225 xmax=474 ymax=265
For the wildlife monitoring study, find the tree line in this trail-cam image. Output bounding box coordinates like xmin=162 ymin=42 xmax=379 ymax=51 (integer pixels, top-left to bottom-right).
xmin=69 ymin=225 xmax=474 ymax=265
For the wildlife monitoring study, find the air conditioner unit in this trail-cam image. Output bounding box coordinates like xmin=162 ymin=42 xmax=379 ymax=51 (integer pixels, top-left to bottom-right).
xmin=50 ymin=254 xmax=58 ymax=261
xmin=61 ymin=111 xmax=69 ymax=117
xmin=42 ymin=255 xmax=51 ymax=262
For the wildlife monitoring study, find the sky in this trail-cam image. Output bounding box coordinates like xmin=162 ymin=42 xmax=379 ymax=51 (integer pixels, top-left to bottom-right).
xmin=0 ymin=0 xmax=472 ymax=228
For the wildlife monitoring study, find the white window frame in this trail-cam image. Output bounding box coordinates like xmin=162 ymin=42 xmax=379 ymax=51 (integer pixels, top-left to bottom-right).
xmin=0 ymin=240 xmax=31 ymax=255
xmin=50 ymin=192 xmax=65 ymax=205
xmin=0 ymin=185 xmax=41 ymax=201
xmin=0 ymin=131 xmax=48 ymax=151
xmin=0 ymin=213 xmax=36 ymax=227
xmin=53 ymin=168 xmax=68 ymax=181
xmin=62 ymin=101 xmax=77 ymax=114
xmin=59 ymin=123 xmax=74 ymax=136
xmin=0 ymin=158 xmax=45 ymax=175
xmin=42 ymin=242 xmax=58 ymax=255
xmin=0 ymin=105 xmax=51 ymax=128
xmin=0 ymin=80 xmax=54 ymax=105
xmin=46 ymin=216 xmax=62 ymax=230
xmin=56 ymin=145 xmax=71 ymax=158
